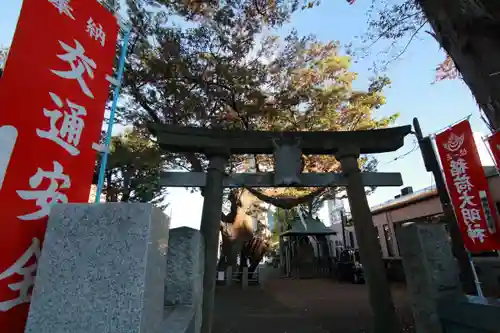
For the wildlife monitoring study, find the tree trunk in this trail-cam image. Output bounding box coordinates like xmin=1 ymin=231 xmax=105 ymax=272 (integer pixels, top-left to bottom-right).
xmin=218 ymin=188 xmax=273 ymax=276
xmin=417 ymin=0 xmax=500 ymax=129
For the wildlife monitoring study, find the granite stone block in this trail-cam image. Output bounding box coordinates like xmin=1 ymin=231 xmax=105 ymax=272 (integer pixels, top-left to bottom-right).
xmin=163 ymin=305 xmax=197 ymax=333
xmin=25 ymin=203 xmax=170 ymax=333
xmin=165 ymin=227 xmax=204 ymax=307
xmin=397 ymin=222 xmax=462 ymax=333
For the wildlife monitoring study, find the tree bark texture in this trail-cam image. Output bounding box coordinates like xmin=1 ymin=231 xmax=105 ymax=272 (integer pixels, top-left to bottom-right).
xmin=417 ymin=0 xmax=500 ymax=130
xmin=218 ymin=188 xmax=270 ymax=274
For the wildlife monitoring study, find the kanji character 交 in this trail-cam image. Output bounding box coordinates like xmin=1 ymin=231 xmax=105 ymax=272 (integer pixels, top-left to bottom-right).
xmin=51 ymin=40 xmax=96 ymax=99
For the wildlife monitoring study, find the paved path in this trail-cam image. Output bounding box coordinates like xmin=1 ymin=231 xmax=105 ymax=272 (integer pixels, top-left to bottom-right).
xmin=213 ymin=278 xmax=415 ymax=333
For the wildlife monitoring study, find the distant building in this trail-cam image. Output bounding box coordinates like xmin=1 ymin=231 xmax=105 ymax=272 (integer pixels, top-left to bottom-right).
xmin=324 ymin=199 xmax=357 ymax=256
xmin=367 ymin=166 xmax=500 ymax=259
xmin=325 ymin=167 xmax=500 ymax=259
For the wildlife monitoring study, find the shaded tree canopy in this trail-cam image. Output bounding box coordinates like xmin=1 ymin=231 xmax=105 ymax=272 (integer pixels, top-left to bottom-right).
xmin=120 ymin=0 xmax=398 ymax=206
xmin=117 ymin=0 xmax=400 ymax=269
xmin=331 ymin=0 xmax=500 ymax=130
xmin=94 ymin=127 xmax=169 ymax=209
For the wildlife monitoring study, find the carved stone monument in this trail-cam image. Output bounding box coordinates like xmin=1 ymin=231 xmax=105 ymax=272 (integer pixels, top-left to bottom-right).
xmin=397 ymin=222 xmax=462 ymax=333
xmin=165 ymin=227 xmax=205 ymax=333
xmin=25 ymin=203 xmax=169 ymax=333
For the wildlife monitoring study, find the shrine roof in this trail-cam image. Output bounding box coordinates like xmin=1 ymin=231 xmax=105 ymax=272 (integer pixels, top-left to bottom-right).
xmin=280 ymin=217 xmax=336 ymax=236
xmin=149 ymin=124 xmax=412 ymax=155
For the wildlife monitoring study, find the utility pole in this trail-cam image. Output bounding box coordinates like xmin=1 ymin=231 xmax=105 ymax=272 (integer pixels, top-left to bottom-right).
xmin=413 ymin=117 xmax=477 ymax=294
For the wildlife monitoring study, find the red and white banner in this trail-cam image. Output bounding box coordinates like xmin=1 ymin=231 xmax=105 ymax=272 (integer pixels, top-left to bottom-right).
xmin=0 ymin=0 xmax=118 ymax=331
xmin=435 ymin=120 xmax=500 ymax=253
xmin=486 ymin=131 xmax=500 ymax=169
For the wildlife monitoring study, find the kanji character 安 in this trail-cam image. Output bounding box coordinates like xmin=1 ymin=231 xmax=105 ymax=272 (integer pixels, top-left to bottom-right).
xmin=17 ymin=161 xmax=71 ymax=221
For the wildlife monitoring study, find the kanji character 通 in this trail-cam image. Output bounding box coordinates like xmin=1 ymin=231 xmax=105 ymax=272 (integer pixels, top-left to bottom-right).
xmin=36 ymin=92 xmax=86 ymax=156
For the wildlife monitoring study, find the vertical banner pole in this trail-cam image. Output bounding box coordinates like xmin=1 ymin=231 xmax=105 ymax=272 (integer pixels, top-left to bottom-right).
xmin=482 ymin=135 xmax=499 ymax=173
xmin=95 ymin=28 xmax=131 ymax=203
xmin=467 ymin=251 xmax=484 ymax=297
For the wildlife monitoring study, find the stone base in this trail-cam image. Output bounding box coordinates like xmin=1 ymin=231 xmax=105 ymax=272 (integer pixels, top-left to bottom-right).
xmin=397 ymin=222 xmax=462 ymax=333
xmin=25 ymin=203 xmax=170 ymax=333
xmin=164 ymin=227 xmax=205 ymax=333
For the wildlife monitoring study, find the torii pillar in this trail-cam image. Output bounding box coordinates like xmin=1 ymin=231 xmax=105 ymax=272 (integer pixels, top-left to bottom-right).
xmin=199 ymin=154 xmax=228 ymax=333
xmin=338 ymin=148 xmax=400 ymax=333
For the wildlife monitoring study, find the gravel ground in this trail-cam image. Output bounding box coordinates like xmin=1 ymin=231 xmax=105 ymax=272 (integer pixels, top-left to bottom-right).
xmin=212 ymin=278 xmax=415 ymax=333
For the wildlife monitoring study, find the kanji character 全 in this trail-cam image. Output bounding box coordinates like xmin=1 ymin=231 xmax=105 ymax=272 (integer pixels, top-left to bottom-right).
xmin=51 ymin=40 xmax=96 ymax=99
xmin=86 ymin=17 xmax=106 ymax=46
xmin=453 ymin=174 xmax=473 ymax=194
xmin=17 ymin=161 xmax=71 ymax=221
xmin=461 ymin=207 xmax=482 ymax=225
xmin=450 ymin=158 xmax=468 ymax=177
xmin=48 ymin=0 xmax=75 ymax=20
xmin=458 ymin=192 xmax=476 ymax=209
xmin=467 ymin=225 xmax=487 ymax=243
xmin=0 ymin=238 xmax=41 ymax=311
xmin=36 ymin=92 xmax=86 ymax=156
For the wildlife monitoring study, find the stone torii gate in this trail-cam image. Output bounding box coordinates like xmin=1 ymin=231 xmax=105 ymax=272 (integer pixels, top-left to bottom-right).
xmin=149 ymin=124 xmax=412 ymax=333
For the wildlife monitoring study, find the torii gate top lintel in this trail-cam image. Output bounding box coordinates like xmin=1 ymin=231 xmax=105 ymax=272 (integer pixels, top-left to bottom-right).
xmin=149 ymin=124 xmax=412 ymax=155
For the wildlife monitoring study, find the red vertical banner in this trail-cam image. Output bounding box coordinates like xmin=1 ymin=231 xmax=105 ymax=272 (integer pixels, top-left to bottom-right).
xmin=486 ymin=132 xmax=500 ymax=169
xmin=0 ymin=1 xmax=119 ymax=331
xmin=435 ymin=120 xmax=500 ymax=253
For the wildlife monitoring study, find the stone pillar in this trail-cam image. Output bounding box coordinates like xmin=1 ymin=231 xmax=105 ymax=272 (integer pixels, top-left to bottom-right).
xmin=338 ymin=150 xmax=399 ymax=333
xmin=225 ymin=266 xmax=232 ymax=286
xmin=242 ymin=267 xmax=249 ymax=288
xmin=25 ymin=203 xmax=169 ymax=333
xmin=199 ymin=155 xmax=228 ymax=333
xmin=397 ymin=222 xmax=462 ymax=333
xmin=165 ymin=227 xmax=204 ymax=305
xmin=165 ymin=227 xmax=205 ymax=333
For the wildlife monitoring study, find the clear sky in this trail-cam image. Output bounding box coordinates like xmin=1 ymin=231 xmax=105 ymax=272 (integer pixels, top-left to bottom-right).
xmin=1 ymin=0 xmax=493 ymax=229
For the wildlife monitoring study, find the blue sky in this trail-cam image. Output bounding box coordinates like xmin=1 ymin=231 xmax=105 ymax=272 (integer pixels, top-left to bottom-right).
xmin=1 ymin=1 xmax=493 ymax=229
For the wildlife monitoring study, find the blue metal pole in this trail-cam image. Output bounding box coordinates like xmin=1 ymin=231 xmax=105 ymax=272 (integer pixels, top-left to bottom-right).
xmin=467 ymin=250 xmax=484 ymax=297
xmin=95 ymin=29 xmax=131 ymax=203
